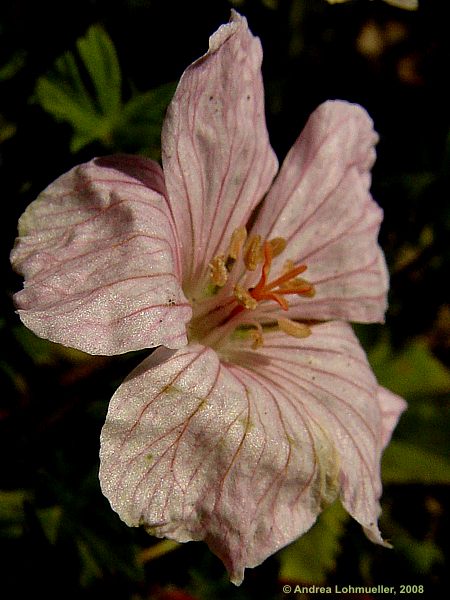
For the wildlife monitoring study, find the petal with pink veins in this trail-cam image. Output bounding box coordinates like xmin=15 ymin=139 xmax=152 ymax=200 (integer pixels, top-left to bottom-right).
xmin=11 ymin=155 xmax=191 ymax=354
xmin=377 ymin=386 xmax=407 ymax=449
xmin=99 ymin=320 xmax=401 ymax=584
xmin=162 ymin=11 xmax=278 ymax=292
xmin=225 ymin=320 xmax=404 ymax=548
xmin=252 ymin=100 xmax=388 ymax=324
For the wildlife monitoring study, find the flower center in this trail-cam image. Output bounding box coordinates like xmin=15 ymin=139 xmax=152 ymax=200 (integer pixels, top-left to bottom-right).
xmin=206 ymin=227 xmax=316 ymax=348
xmin=232 ymin=237 xmax=315 ymax=314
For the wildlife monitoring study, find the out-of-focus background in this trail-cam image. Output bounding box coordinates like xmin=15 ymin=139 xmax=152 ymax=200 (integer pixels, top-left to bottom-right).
xmin=1 ymin=0 xmax=449 ymax=598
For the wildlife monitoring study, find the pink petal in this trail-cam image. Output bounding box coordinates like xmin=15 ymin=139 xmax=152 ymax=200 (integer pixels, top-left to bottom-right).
xmin=99 ymin=321 xmax=399 ymax=584
xmin=252 ymin=100 xmax=388 ymax=324
xmin=226 ymin=320 xmax=396 ymax=547
xmin=161 ymin=11 xmax=278 ymax=293
xmin=100 ymin=344 xmax=325 ymax=584
xmin=11 ymin=155 xmax=191 ymax=355
xmin=377 ymin=386 xmax=407 ymax=449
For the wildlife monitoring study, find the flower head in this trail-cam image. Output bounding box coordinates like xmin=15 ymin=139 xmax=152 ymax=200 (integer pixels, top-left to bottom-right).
xmin=11 ymin=11 xmax=406 ymax=585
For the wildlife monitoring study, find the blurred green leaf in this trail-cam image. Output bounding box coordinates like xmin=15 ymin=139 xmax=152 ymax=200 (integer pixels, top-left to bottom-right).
xmin=384 ymin=508 xmax=445 ymax=575
xmin=13 ymin=324 xmax=62 ymax=366
xmin=371 ymin=336 xmax=450 ymax=483
xmin=397 ymin=537 xmax=444 ymax=574
xmin=76 ymin=24 xmax=122 ymax=115
xmin=138 ymin=539 xmax=181 ymax=563
xmin=75 ymin=527 xmax=143 ymax=586
xmin=0 ymin=490 xmax=31 ymax=538
xmin=399 ymin=398 xmax=450 ymax=451
xmin=0 ymin=359 xmax=27 ymax=393
xmin=77 ymin=537 xmax=104 ymax=586
xmin=34 ymin=24 xmax=173 ymax=154
xmin=13 ymin=324 xmax=94 ymax=366
xmin=278 ymin=501 xmax=348 ymax=583
xmin=0 ymin=114 xmax=16 ymax=143
xmin=117 ymin=82 xmax=176 ymax=155
xmin=0 ymin=51 xmax=26 ymax=81
xmin=36 ymin=505 xmax=63 ymax=544
xmin=35 ymin=25 xmax=120 ymax=152
xmin=382 ymin=440 xmax=450 ymax=484
xmin=369 ymin=337 xmax=450 ymax=399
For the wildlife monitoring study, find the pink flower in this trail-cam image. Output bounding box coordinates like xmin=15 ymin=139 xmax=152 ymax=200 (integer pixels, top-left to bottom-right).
xmin=11 ymin=12 xmax=406 ymax=585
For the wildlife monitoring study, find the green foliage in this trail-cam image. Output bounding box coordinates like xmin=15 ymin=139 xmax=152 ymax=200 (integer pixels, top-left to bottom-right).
xmin=0 ymin=474 xmax=144 ymax=592
xmin=382 ymin=440 xmax=450 ymax=484
xmin=0 ymin=490 xmax=31 ymax=538
xmin=0 ymin=54 xmax=18 ymax=143
xmin=36 ymin=505 xmax=63 ymax=544
xmin=77 ymin=24 xmax=122 ymax=116
xmin=114 ymin=82 xmax=176 ymax=153
xmin=369 ymin=336 xmax=450 ymax=484
xmin=34 ymin=24 xmax=174 ymax=155
xmin=369 ymin=337 xmax=450 ymax=399
xmin=395 ymin=535 xmax=444 ymax=575
xmin=278 ymin=501 xmax=348 ymax=583
xmin=0 ymin=51 xmax=26 ymax=81
xmin=0 ymin=114 xmax=16 ymax=144
xmin=13 ymin=324 xmax=93 ymax=366
xmin=380 ymin=502 xmax=445 ymax=575
xmin=13 ymin=324 xmax=66 ymax=366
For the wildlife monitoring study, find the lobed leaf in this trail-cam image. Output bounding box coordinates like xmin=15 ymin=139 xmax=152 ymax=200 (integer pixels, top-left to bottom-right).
xmin=34 ymin=25 xmax=174 ymax=154
xmin=76 ymin=24 xmax=122 ymax=115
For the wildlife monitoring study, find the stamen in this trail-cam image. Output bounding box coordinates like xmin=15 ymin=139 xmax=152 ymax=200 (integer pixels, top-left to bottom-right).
xmin=244 ymin=235 xmax=263 ymax=271
xmin=265 ymin=264 xmax=308 ymax=291
xmin=268 ymin=237 xmax=287 ymax=258
xmin=214 ymin=234 xmax=315 ymax=338
xmin=282 ymin=259 xmax=295 ymax=274
xmin=278 ymin=277 xmax=316 ymax=298
xmin=277 ymin=317 xmax=311 ymax=339
xmin=279 ymin=277 xmax=311 ymax=290
xmin=269 ymin=293 xmax=289 ymax=310
xmin=209 ymin=255 xmax=228 ymax=287
xmin=234 ymin=284 xmax=258 ymax=310
xmin=243 ymin=241 xmax=316 ymax=312
xmin=228 ymin=226 xmax=247 ymax=260
xmin=277 ymin=261 xmax=315 ymax=297
xmin=249 ymin=322 xmax=264 ymax=349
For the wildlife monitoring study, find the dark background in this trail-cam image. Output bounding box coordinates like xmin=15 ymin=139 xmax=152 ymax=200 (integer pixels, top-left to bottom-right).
xmin=1 ymin=1 xmax=449 ymax=598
